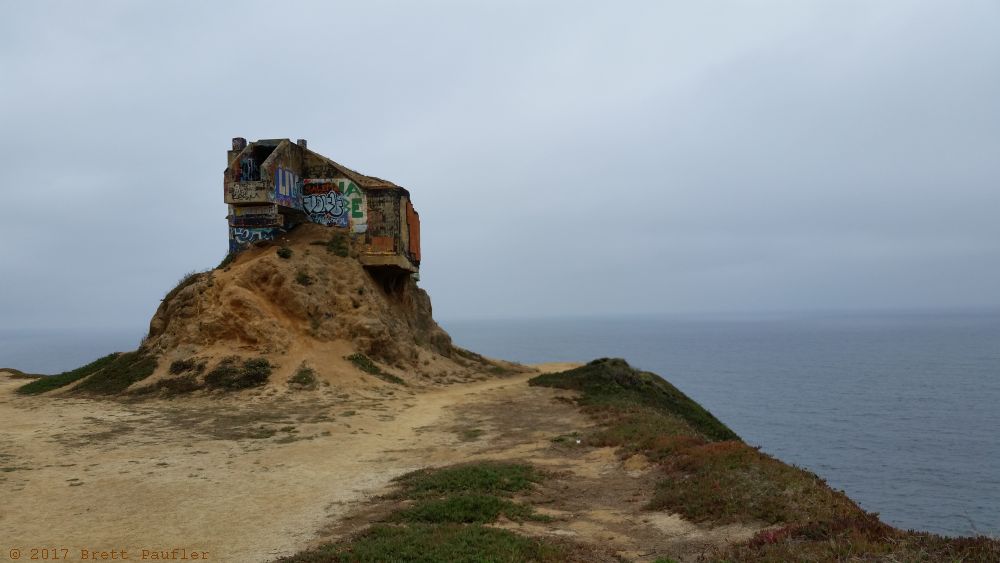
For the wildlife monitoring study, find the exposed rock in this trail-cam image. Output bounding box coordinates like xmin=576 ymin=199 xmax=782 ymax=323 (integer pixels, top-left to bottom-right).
xmin=143 ymin=224 xmax=459 ymax=388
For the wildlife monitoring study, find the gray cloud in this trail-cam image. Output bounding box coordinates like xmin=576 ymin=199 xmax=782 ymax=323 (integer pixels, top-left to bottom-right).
xmin=1 ymin=1 xmax=998 ymax=330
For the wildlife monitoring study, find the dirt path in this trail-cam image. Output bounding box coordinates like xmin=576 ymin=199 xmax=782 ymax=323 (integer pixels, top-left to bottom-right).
xmin=0 ymin=367 xmax=565 ymax=561
xmin=0 ymin=364 xmax=757 ymax=562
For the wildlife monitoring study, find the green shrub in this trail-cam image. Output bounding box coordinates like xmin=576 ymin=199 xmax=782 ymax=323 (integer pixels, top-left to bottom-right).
xmin=134 ymin=374 xmax=202 ymax=396
xmin=168 ymin=358 xmax=203 ymax=375
xmin=326 ymin=231 xmax=350 ymax=257
xmin=72 ymin=351 xmax=158 ymax=395
xmin=289 ymin=364 xmax=318 ymax=390
xmin=16 ymin=353 xmax=120 ymax=395
xmin=204 ymin=357 xmax=272 ymax=390
xmin=277 ymin=246 xmax=293 ymax=259
xmin=278 ymin=462 xmax=571 ymax=562
xmin=394 ymin=462 xmax=542 ymax=497
xmin=346 ymin=353 xmax=380 ymax=374
xmin=278 ymin=524 xmax=566 ymax=563
xmin=346 ymin=353 xmax=405 ymax=385
xmin=391 ymin=494 xmax=542 ymax=524
xmin=295 ymin=270 xmax=314 ymax=286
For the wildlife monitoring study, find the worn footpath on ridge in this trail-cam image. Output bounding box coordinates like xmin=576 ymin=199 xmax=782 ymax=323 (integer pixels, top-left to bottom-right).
xmin=0 ymin=363 xmax=757 ymax=562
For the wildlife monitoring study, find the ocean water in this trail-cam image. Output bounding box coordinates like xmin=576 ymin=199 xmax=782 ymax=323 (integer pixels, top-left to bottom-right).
xmin=443 ymin=312 xmax=1000 ymax=537
xmin=0 ymin=328 xmax=145 ymax=375
xmin=2 ymin=312 xmax=998 ymax=537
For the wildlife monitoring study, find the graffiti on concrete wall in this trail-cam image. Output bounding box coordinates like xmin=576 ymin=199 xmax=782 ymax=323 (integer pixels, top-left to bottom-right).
xmin=231 ymin=227 xmax=278 ymax=244
xmin=226 ymin=181 xmax=270 ymax=203
xmin=302 ymin=181 xmax=349 ymax=227
xmin=301 ymin=178 xmax=367 ymax=232
xmin=274 ymin=165 xmax=301 ymax=209
xmin=228 ymin=226 xmax=282 ymax=253
xmin=343 ymin=181 xmax=367 ymax=233
xmin=240 ymin=157 xmax=260 ymax=181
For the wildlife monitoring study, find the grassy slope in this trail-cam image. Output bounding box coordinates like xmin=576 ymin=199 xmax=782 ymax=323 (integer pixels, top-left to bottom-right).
xmin=16 ymin=350 xmax=159 ymax=396
xmin=0 ymin=368 xmax=45 ymax=379
xmin=530 ymin=358 xmax=1000 ymax=561
xmin=70 ymin=350 xmax=158 ymax=395
xmin=280 ymin=462 xmax=572 ymax=562
xmin=529 ymin=357 xmax=738 ymax=441
xmin=16 ymin=354 xmax=121 ymax=395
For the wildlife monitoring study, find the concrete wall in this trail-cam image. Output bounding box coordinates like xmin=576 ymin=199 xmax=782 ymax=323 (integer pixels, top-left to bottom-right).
xmin=301 ymin=178 xmax=367 ymax=232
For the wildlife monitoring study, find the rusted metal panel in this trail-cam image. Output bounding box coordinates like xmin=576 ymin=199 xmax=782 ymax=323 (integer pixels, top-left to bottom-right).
xmin=365 ymin=190 xmax=400 ymax=253
xmin=406 ymin=201 xmax=421 ymax=263
xmin=369 ymin=236 xmax=395 ymax=254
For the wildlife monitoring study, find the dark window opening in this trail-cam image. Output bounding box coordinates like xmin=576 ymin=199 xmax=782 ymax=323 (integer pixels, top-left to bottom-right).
xmin=238 ymin=145 xmax=278 ymax=181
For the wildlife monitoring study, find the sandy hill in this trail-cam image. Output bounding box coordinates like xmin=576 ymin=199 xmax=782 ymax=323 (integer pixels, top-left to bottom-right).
xmin=148 ymin=224 xmax=451 ymax=365
xmin=16 ymin=223 xmax=513 ymax=398
xmin=141 ymin=223 xmax=486 ymax=390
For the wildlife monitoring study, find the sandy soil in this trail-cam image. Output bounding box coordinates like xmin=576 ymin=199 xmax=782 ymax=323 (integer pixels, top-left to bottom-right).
xmin=0 ymin=364 xmax=759 ymax=562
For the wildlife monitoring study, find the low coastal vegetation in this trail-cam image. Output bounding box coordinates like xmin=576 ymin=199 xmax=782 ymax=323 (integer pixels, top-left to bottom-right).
xmin=0 ymin=368 xmax=44 ymax=379
xmin=719 ymin=510 xmax=1000 ymax=561
xmin=530 ymin=357 xmax=738 ymax=441
xmin=531 ymin=358 xmax=855 ymax=524
xmin=288 ymin=364 xmax=318 ymax=390
xmin=204 ymin=357 xmax=272 ymax=390
xmin=163 ymin=271 xmax=208 ymax=302
xmin=531 ymin=358 xmax=1000 ymax=561
xmin=392 ymin=462 xmax=543 ymax=497
xmin=280 ymin=462 xmax=571 ymax=562
xmin=388 ymin=462 xmax=549 ymax=525
xmin=281 ymin=524 xmax=564 ymax=563
xmin=16 ymin=353 xmax=120 ymax=394
xmin=294 ymin=270 xmax=314 ymax=286
xmin=16 ymin=351 xmax=159 ymax=396
xmin=326 ymin=231 xmax=350 ymax=257
xmin=168 ymin=358 xmax=204 ymax=375
xmin=216 ymin=251 xmax=236 ymax=270
xmin=71 ymin=350 xmax=158 ymax=395
xmin=346 ymin=353 xmax=405 ymax=385
xmin=309 ymin=231 xmax=351 ymax=258
xmin=10 ymin=351 xmax=997 ymax=560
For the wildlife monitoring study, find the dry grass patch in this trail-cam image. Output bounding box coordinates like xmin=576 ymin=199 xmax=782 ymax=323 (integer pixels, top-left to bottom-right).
xmin=711 ymin=512 xmax=1000 ymax=562
xmin=530 ymin=358 xmax=857 ymax=525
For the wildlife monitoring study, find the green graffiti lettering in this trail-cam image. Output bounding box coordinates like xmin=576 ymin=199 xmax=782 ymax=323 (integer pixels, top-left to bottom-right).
xmin=351 ymin=198 xmax=363 ymax=218
xmin=344 ymin=182 xmax=360 ymax=197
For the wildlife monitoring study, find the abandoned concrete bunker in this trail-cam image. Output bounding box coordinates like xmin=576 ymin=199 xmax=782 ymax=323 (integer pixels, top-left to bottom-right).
xmin=224 ymin=137 xmax=421 ymax=275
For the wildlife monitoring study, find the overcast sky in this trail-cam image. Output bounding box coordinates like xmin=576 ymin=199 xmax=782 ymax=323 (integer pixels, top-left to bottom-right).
xmin=1 ymin=1 xmax=998 ymax=333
